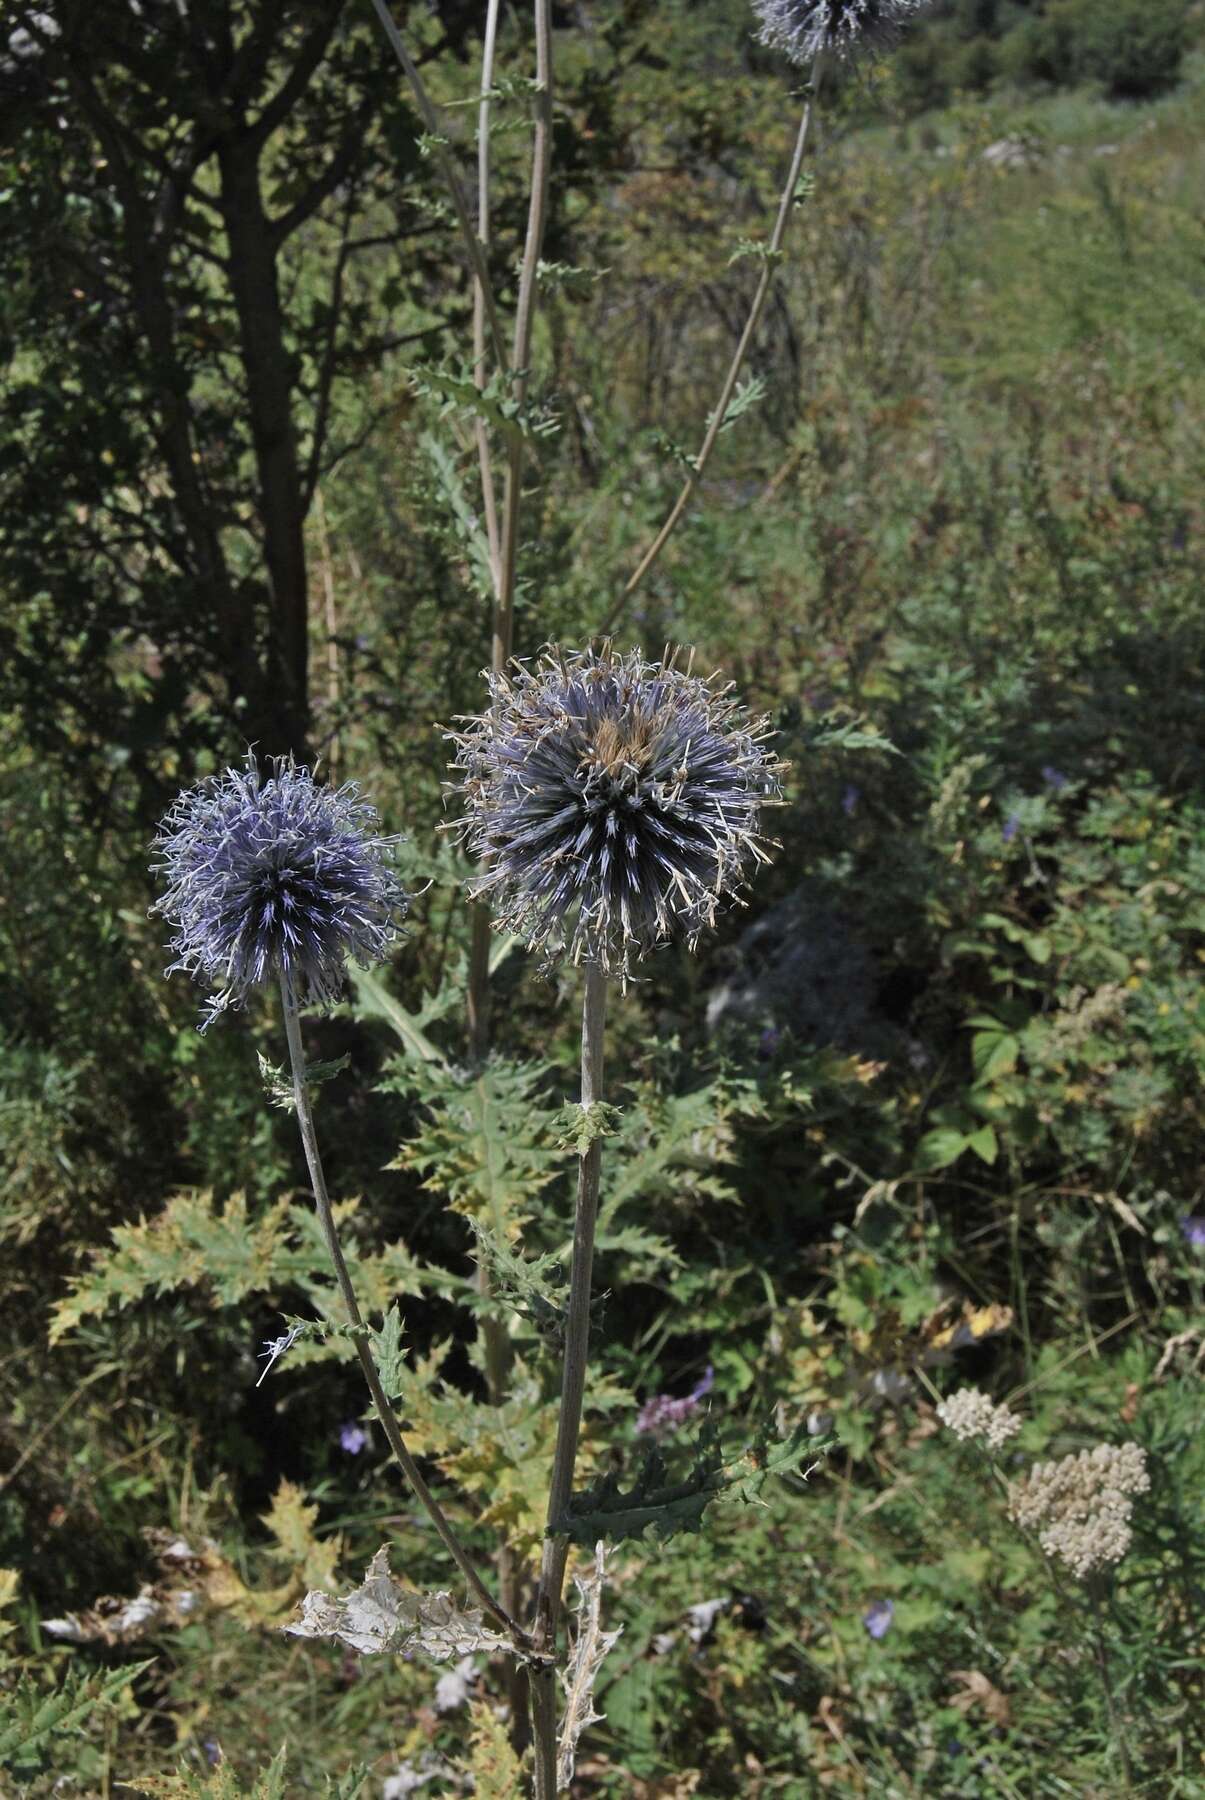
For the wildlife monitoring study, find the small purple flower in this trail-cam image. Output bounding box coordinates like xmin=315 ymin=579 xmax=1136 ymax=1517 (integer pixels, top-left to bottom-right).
xmin=841 ymin=783 xmax=860 ymax=817
xmin=1041 ymin=766 xmax=1068 ymax=792
xmin=758 ymin=1025 xmax=781 ymax=1060
xmin=1180 ymin=1216 xmax=1205 ymax=1250
xmin=340 ymin=1422 xmax=369 ymax=1454
xmin=1002 ymin=811 xmax=1021 ymax=843
xmin=863 ymin=1598 xmax=894 ymax=1639
xmin=636 ymin=1365 xmax=715 ymax=1439
xmin=152 ymin=756 xmax=408 ymax=1029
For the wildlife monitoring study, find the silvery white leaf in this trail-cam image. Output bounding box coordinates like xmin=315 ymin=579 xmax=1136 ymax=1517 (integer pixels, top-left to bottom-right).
xmin=285 ymin=1547 xmax=511 ymax=1662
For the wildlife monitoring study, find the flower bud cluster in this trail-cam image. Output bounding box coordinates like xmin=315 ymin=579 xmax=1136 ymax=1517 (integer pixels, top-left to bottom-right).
xmin=1009 ymin=1442 xmax=1150 ymax=1579
xmin=936 ymin=1386 xmax=1022 ymax=1453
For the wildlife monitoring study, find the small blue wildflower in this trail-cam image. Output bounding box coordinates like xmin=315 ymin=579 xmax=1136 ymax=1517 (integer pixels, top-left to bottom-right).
xmin=449 ymin=647 xmax=785 ymax=979
xmin=152 ymin=756 xmax=408 ymax=1028
xmin=863 ymin=1598 xmax=894 ymax=1639
xmin=1002 ymin=811 xmax=1021 ymax=843
xmin=340 ymin=1422 xmax=369 ymax=1455
xmin=1041 ymin=766 xmax=1068 ymax=792
xmin=752 ymin=0 xmax=929 ymax=65
xmin=1180 ymin=1216 xmax=1205 ymax=1251
xmin=841 ymin=782 xmax=860 ymax=817
xmin=758 ymin=1025 xmax=782 ymax=1060
xmin=636 ymin=1365 xmax=716 ymax=1439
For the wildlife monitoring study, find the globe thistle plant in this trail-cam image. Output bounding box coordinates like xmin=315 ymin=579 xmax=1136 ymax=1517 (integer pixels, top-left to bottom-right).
xmin=448 ymin=645 xmax=786 ymax=981
xmin=151 ymin=755 xmax=408 ymax=1028
xmin=752 ymin=0 xmax=929 ymax=65
xmin=152 ymin=757 xmax=515 ymax=1641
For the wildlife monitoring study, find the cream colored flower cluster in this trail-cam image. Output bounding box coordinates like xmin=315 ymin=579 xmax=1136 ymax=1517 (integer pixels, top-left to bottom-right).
xmin=936 ymin=1386 xmax=1023 ymax=1452
xmin=1009 ymin=1442 xmax=1150 ymax=1579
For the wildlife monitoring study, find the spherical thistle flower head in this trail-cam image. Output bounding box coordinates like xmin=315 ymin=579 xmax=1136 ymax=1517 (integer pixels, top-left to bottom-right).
xmin=448 ymin=645 xmax=786 ymax=981
xmin=752 ymin=0 xmax=930 ymax=66
xmin=151 ymin=756 xmax=408 ymax=1029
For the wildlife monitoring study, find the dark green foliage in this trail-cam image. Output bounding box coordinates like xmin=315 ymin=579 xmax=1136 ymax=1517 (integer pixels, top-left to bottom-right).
xmin=893 ymin=0 xmax=1190 ymax=111
xmin=552 ymin=1424 xmax=728 ymax=1545
xmin=1010 ymin=0 xmax=1189 ymax=98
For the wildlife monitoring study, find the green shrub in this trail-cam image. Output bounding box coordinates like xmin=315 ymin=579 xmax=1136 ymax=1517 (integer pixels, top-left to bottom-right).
xmin=1015 ymin=0 xmax=1188 ymax=98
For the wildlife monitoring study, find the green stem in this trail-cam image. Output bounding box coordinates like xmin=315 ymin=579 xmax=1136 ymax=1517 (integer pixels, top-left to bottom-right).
xmin=530 ymin=960 xmax=609 ymax=1799
xmin=494 ymin=0 xmax=554 ymax=670
xmin=278 ymin=974 xmax=525 ymax=1647
xmin=368 ymin=0 xmax=508 ymax=372
xmin=1089 ymin=1579 xmax=1134 ymax=1792
xmin=617 ymin=62 xmax=820 ymax=612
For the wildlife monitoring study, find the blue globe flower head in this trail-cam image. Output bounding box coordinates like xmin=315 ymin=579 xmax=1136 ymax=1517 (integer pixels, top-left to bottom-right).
xmin=448 ymin=645 xmax=786 ymax=980
xmin=151 ymin=756 xmax=408 ymax=1029
xmin=752 ymin=0 xmax=929 ymax=65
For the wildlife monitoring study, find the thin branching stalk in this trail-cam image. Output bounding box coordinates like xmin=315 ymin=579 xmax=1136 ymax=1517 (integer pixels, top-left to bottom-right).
xmin=474 ymin=0 xmax=503 ymax=586
xmin=495 ymin=0 xmax=554 ymax=669
xmin=369 ymin=0 xmax=508 ymax=371
xmin=279 ymin=972 xmax=526 ymax=1647
xmin=530 ymin=961 xmax=609 ymax=1798
xmin=617 ymin=62 xmax=821 ymax=612
xmin=467 ymin=0 xmax=554 ymax=1059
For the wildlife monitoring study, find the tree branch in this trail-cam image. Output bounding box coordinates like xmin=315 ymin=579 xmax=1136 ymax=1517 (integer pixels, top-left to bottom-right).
xmin=244 ymin=8 xmax=342 ymax=147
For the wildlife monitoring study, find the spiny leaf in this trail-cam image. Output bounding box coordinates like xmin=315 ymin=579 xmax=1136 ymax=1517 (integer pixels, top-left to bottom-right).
xmin=369 ymin=1304 xmax=407 ymax=1401
xmin=554 ymin=1100 xmax=623 ymax=1156
xmin=553 ymin=1421 xmax=835 ymax=1546
xmin=453 ymin=1701 xmax=524 ymax=1798
xmin=727 ymin=238 xmax=783 ymax=266
xmin=124 ymin=1743 xmax=301 ymax=1798
xmin=465 ymin=1215 xmax=567 ymax=1339
xmin=285 ymin=1547 xmax=512 ymax=1661
xmin=706 ymin=374 xmax=767 ymax=437
xmin=550 ymin=1423 xmax=727 ymax=1546
xmin=724 ymin=1420 xmax=836 ymax=1504
xmin=257 ymin=1051 xmax=350 ymax=1111
xmin=0 ymin=1660 xmax=150 ymax=1777
xmin=386 ymin=1055 xmax=562 ymax=1240
xmin=419 ymin=431 xmax=494 ymax=601
xmin=408 ymin=361 xmax=558 ymax=444
xmin=49 ymin=1189 xmax=443 ymax=1345
xmin=536 ymin=258 xmax=607 ymax=295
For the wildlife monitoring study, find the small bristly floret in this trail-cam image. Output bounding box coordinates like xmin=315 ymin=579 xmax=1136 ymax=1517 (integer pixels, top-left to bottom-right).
xmin=752 ymin=0 xmax=929 ymax=65
xmin=152 ymin=757 xmax=408 ymax=1028
xmin=448 ymin=646 xmax=786 ymax=979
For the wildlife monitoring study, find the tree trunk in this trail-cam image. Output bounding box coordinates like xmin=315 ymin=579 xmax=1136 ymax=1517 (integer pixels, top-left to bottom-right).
xmin=218 ymin=133 xmax=310 ymax=758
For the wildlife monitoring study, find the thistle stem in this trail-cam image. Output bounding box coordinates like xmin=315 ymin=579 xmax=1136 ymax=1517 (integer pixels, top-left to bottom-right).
xmin=494 ymin=0 xmax=554 ymax=670
xmin=369 ymin=0 xmax=508 ymax=373
xmin=530 ymin=960 xmax=609 ymax=1799
xmin=278 ymin=974 xmax=525 ymax=1647
xmin=473 ymin=0 xmax=503 ymax=588
xmin=616 ymin=63 xmax=820 ymax=615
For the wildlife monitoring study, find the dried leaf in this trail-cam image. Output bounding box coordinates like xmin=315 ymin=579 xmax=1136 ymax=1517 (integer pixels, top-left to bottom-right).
xmin=945 ymin=1668 xmax=1010 ymax=1728
xmin=284 ymin=1547 xmax=512 ymax=1661
xmin=558 ymin=1544 xmax=622 ymax=1792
